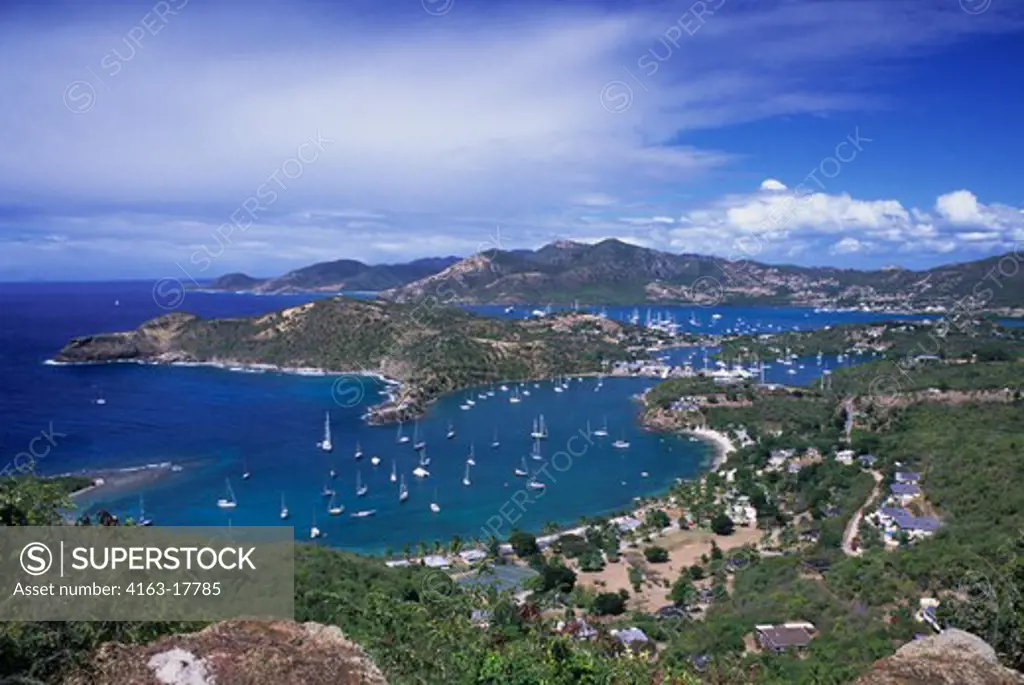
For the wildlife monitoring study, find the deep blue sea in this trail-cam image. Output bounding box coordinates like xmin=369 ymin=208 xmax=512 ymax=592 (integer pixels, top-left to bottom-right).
xmin=0 ymin=282 xmax=920 ymax=552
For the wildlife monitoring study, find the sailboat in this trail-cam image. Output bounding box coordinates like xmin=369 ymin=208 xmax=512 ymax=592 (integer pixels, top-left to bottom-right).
xmin=531 ymin=438 xmax=543 ymax=461
xmin=514 ymin=456 xmax=529 ymax=477
xmin=413 ymin=449 xmax=430 ymax=478
xmin=242 ymin=460 xmax=251 ymax=480
xmin=354 ymin=442 xmax=364 ymax=460
xmin=509 ymin=386 xmax=521 ymax=403
xmin=527 ymin=474 xmax=546 ymax=490
xmin=530 ymin=414 xmax=548 ymax=440
xmin=329 ymin=463 xmax=337 ymax=479
xmin=594 ymin=416 xmax=609 ymax=437
xmin=491 ymin=429 xmax=500 ymax=449
xmin=279 ymin=493 xmax=289 ymax=520
xmin=389 ymin=460 xmax=398 ymax=483
xmin=370 ymin=454 xmax=381 ymax=466
xmin=430 ymin=488 xmax=440 ymax=513
xmin=93 ymin=386 xmax=107 ymax=406
xmin=321 ymin=481 xmax=336 ymax=497
xmin=356 ymin=471 xmax=368 ymax=497
xmin=413 ymin=420 xmax=426 ymax=451
xmin=310 ymin=508 xmax=321 ymax=539
xmin=612 ymin=431 xmax=630 ymax=449
xmin=396 ymin=421 xmax=410 ymax=444
xmin=462 ymin=461 xmax=472 ymax=487
xmin=318 ymin=412 xmax=333 ymax=451
xmin=553 ymin=377 xmax=564 ymax=394
xmin=216 ymin=478 xmax=237 ymax=509
xmin=327 ymin=492 xmax=344 ymax=516
xmin=138 ymin=495 xmax=153 ymax=526
xmin=351 ymin=509 xmax=376 ymax=518
xmin=399 ymin=475 xmax=409 ymax=502
xmin=466 ymin=442 xmax=476 ymax=466
xmin=446 ymin=422 xmax=456 ymax=439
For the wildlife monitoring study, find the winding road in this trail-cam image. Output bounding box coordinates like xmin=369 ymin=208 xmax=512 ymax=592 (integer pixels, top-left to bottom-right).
xmin=842 ymin=469 xmax=884 ymax=556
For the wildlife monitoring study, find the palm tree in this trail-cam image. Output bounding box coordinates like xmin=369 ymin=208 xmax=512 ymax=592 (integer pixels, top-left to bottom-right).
xmin=403 ymin=543 xmax=412 ymax=560
xmin=449 ymin=535 xmax=463 ymax=556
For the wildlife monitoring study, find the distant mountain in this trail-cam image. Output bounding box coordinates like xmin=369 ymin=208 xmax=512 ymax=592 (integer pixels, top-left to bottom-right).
xmin=204 ymin=256 xmax=461 ymax=294
xmin=382 ymin=239 xmax=1024 ymax=309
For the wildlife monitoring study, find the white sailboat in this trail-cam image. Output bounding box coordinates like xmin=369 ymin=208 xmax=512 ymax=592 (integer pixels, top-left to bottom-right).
xmin=351 ymin=509 xmax=376 ymax=518
xmin=389 ymin=460 xmax=398 ymax=483
xmin=413 ymin=449 xmax=430 ymax=478
xmin=413 ymin=420 xmax=426 ymax=451
xmin=138 ymin=495 xmax=153 ymax=526
xmin=356 ymin=471 xmax=368 ymax=497
xmin=527 ymin=475 xmax=546 ymax=490
xmin=399 ymin=475 xmax=409 ymax=502
xmin=327 ymin=492 xmax=344 ymax=516
xmin=241 ymin=459 xmax=251 ymax=480
xmin=430 ymin=488 xmax=440 ymax=513
xmin=612 ymin=431 xmax=630 ymax=449
xmin=462 ymin=461 xmax=472 ymax=487
xmin=321 ymin=481 xmax=336 ymax=497
xmin=514 ymin=456 xmax=529 ymax=477
xmin=370 ymin=454 xmax=381 ymax=466
xmin=329 ymin=464 xmax=337 ymax=479
xmin=279 ymin=493 xmax=289 ymax=520
xmin=354 ymin=442 xmax=363 ymax=460
xmin=594 ymin=416 xmax=609 ymax=437
xmin=531 ymin=438 xmax=543 ymax=461
xmin=491 ymin=429 xmax=500 ymax=449
xmin=530 ymin=414 xmax=548 ymax=440
xmin=310 ymin=508 xmax=321 ymax=539
xmin=446 ymin=422 xmax=456 ymax=439
xmin=397 ymin=421 xmax=410 ymax=444
xmin=216 ymin=478 xmax=237 ymax=509
xmin=466 ymin=442 xmax=476 ymax=466
xmin=318 ymin=411 xmax=333 ymax=452
xmin=509 ymin=386 xmax=521 ymax=403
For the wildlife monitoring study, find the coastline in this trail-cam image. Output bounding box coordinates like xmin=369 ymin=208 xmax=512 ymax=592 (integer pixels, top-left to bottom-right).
xmin=65 ymin=462 xmax=183 ymax=503
xmin=683 ymin=427 xmax=736 ymax=472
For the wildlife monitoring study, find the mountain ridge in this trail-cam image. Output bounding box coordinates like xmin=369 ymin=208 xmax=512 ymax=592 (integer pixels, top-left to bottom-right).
xmin=203 ymin=256 xmax=461 ymax=293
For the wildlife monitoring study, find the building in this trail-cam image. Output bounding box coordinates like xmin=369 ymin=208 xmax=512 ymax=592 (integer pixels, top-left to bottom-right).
xmin=557 ymin=618 xmax=598 ymax=640
xmin=421 ymin=554 xmax=451 ymax=569
xmin=916 ymin=598 xmax=941 ymax=632
xmin=754 ymin=622 xmax=817 ymax=653
xmin=835 ymin=449 xmax=856 ymax=465
xmin=874 ymin=507 xmax=942 ymax=544
xmin=471 ymin=609 xmax=493 ymax=628
xmin=895 ymin=471 xmax=921 ymax=484
xmin=459 ymin=549 xmax=487 ymax=564
xmin=889 ymin=482 xmax=922 ymax=503
xmin=858 ymin=454 xmax=878 ymax=468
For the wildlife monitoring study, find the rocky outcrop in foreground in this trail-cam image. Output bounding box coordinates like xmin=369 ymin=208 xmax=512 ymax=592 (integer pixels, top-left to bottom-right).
xmin=855 ymin=629 xmax=1024 ymax=685
xmin=64 ymin=620 xmax=387 ymax=685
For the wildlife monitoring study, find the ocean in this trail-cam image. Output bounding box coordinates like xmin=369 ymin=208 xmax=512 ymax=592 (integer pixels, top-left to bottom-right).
xmin=0 ymin=282 xmax=919 ymax=552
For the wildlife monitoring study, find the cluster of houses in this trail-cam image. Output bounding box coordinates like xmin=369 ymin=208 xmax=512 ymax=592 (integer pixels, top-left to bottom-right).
xmin=869 ymin=472 xmax=942 ymax=545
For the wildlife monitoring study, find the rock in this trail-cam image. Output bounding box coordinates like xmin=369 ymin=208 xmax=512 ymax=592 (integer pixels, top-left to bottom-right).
xmin=64 ymin=620 xmax=388 ymax=685
xmin=855 ymin=629 xmax=1024 ymax=685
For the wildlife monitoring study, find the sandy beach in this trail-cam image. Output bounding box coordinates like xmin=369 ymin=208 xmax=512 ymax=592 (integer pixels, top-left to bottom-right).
xmin=66 ymin=462 xmax=183 ymax=503
xmin=684 ymin=427 xmax=736 ymax=472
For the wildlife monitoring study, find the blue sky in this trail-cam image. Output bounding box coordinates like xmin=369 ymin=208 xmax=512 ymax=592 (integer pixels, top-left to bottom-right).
xmin=1 ymin=0 xmax=1022 ymax=280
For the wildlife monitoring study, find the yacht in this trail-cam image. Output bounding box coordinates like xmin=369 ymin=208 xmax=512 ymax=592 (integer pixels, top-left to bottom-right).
xmin=514 ymin=457 xmax=529 ymax=477
xmin=509 ymin=387 xmax=521 ymax=404
xmin=356 ymin=471 xmax=368 ymax=497
xmin=389 ymin=460 xmax=398 ymax=483
xmin=370 ymin=455 xmax=381 ymax=466
xmin=530 ymin=439 xmax=543 ymax=461
xmin=527 ymin=477 xmax=546 ymax=490
xmin=530 ymin=415 xmax=548 ymax=440
xmin=241 ymin=461 xmax=251 ymax=480
xmin=491 ymin=429 xmax=500 ymax=449
xmin=327 ymin=492 xmax=344 ymax=516
xmin=318 ymin=411 xmax=333 ymax=452
xmin=354 ymin=442 xmax=364 ymax=460
xmin=396 ymin=421 xmax=410 ymax=444
xmin=310 ymin=509 xmax=321 ymax=539
xmin=466 ymin=442 xmax=476 ymax=466
xmin=399 ymin=475 xmax=409 ymax=502
xmin=612 ymin=433 xmax=631 ymax=449
xmin=462 ymin=461 xmax=472 ymax=487
xmin=430 ymin=489 xmax=440 ymax=513
xmin=329 ymin=466 xmax=337 ymax=479
xmin=351 ymin=509 xmax=376 ymax=518
xmin=593 ymin=416 xmax=609 ymax=437
xmin=321 ymin=482 xmax=336 ymax=497
xmin=279 ymin=493 xmax=289 ymax=520
xmin=216 ymin=479 xmax=237 ymax=509
xmin=413 ymin=420 xmax=426 ymax=451
xmin=446 ymin=422 xmax=456 ymax=439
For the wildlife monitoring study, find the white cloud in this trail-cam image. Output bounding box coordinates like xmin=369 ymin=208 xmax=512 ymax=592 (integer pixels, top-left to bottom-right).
xmin=760 ymin=179 xmax=788 ymax=192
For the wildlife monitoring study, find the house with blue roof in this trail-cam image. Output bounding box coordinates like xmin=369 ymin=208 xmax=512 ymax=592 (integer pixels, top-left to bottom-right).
xmin=890 ymin=482 xmax=922 ymax=503
xmin=894 ymin=471 xmax=921 ymax=484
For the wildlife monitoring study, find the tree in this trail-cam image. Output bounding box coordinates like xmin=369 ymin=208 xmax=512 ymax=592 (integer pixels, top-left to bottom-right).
xmin=711 ymin=513 xmax=735 ymax=536
xmin=537 ymin=560 xmax=577 ymax=593
xmin=644 ymin=546 xmax=669 ymax=563
xmin=578 ymin=549 xmax=605 ymax=572
xmin=710 ymin=540 xmax=723 ymax=561
xmin=628 ymin=566 xmax=644 ymax=593
xmin=508 ymin=530 xmax=539 ymax=558
xmin=689 ymin=564 xmax=706 ymax=581
xmin=645 ymin=509 xmax=670 ymax=530
xmin=593 ymin=591 xmax=627 ymax=615
xmin=669 ymin=576 xmax=697 ymax=606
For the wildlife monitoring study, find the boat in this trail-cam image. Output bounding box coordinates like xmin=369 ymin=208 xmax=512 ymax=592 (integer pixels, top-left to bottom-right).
xmin=419 ymin=447 xmax=431 ymax=467
xmin=491 ymin=429 xmax=500 ymax=449
xmin=500 ymin=384 xmax=509 ymax=392
xmin=466 ymin=442 xmax=476 ymax=466
xmin=390 ymin=460 xmax=398 ymax=483
xmin=93 ymin=387 xmax=107 ymax=406
xmin=356 ymin=471 xmax=368 ymax=497
xmin=138 ymin=496 xmax=153 ymax=526
xmin=310 ymin=509 xmax=321 ymax=539
xmin=509 ymin=386 xmax=521 ymax=403
xmin=216 ymin=478 xmax=237 ymax=509
xmin=327 ymin=492 xmax=344 ymax=516
xmin=612 ymin=433 xmax=630 ymax=449
xmin=329 ymin=466 xmax=337 ymax=479
xmin=354 ymin=442 xmax=363 ymax=460
xmin=514 ymin=457 xmax=529 ymax=477
xmin=318 ymin=411 xmax=333 ymax=452
xmin=242 ymin=460 xmax=251 ymax=480
xmin=396 ymin=421 xmax=410 ymax=444
xmin=530 ymin=438 xmax=543 ymax=461
xmin=430 ymin=489 xmax=440 ymax=513
xmin=370 ymin=455 xmax=381 ymax=466
xmin=553 ymin=380 xmax=564 ymax=394
xmin=530 ymin=414 xmax=548 ymax=440
xmin=279 ymin=493 xmax=289 ymax=520
xmin=462 ymin=462 xmax=472 ymax=487
xmin=466 ymin=396 xmax=476 ymax=407
xmin=413 ymin=420 xmax=426 ymax=451
xmin=399 ymin=475 xmax=409 ymax=502
xmin=446 ymin=422 xmax=456 ymax=439
xmin=321 ymin=482 xmax=336 ymax=497
xmin=351 ymin=509 xmax=376 ymax=518
xmin=593 ymin=416 xmax=609 ymax=437
xmin=527 ymin=477 xmax=546 ymax=490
